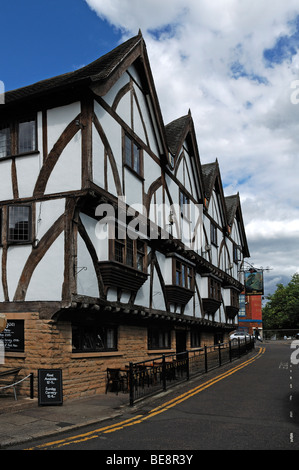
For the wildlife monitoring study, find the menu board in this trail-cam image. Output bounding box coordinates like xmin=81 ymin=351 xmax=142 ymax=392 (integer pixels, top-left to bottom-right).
xmin=38 ymin=369 xmax=63 ymax=406
xmin=0 ymin=320 xmax=24 ymax=352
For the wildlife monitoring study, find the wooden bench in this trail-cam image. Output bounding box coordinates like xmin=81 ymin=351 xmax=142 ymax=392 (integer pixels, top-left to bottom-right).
xmin=0 ymin=368 xmax=22 ymax=400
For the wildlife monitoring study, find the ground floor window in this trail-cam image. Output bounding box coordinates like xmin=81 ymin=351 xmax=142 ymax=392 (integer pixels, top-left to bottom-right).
xmin=148 ymin=327 xmax=171 ymax=350
xmin=214 ymin=332 xmax=224 ymax=345
xmin=190 ymin=329 xmax=201 ymax=348
xmin=72 ymin=325 xmax=117 ymax=352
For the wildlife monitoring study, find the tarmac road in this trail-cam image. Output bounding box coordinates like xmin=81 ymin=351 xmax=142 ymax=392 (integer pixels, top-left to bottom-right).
xmin=9 ymin=342 xmax=299 ymax=452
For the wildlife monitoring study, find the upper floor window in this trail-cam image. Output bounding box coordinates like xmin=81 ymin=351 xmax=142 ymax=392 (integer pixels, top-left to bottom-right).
xmin=175 ymin=259 xmax=194 ymax=290
xmin=179 ymin=190 xmax=190 ymax=219
xmin=18 ymin=118 xmax=37 ymax=154
xmin=0 ymin=116 xmax=37 ymax=159
xmin=231 ymin=289 xmax=240 ymax=308
xmin=233 ymin=243 xmax=241 ymax=264
xmin=124 ymin=134 xmax=143 ymax=177
xmin=112 ymin=227 xmax=146 ymax=272
xmin=211 ymin=222 xmax=218 ymax=246
xmin=8 ymin=205 xmax=32 ymax=243
xmin=0 ymin=125 xmax=11 ymax=159
xmin=209 ymin=277 xmax=221 ymax=302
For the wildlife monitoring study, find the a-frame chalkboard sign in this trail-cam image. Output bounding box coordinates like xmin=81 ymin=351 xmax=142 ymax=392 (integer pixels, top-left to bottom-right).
xmin=38 ymin=369 xmax=63 ymax=406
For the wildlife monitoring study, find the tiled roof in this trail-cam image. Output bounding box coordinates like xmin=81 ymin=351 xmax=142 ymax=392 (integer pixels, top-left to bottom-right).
xmin=4 ymin=34 xmax=142 ymax=105
xmin=225 ymin=194 xmax=240 ymax=225
xmin=201 ymin=162 xmax=218 ymax=197
xmin=165 ymin=115 xmax=190 ymax=155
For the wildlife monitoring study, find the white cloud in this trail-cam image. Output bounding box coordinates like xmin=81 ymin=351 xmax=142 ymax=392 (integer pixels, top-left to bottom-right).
xmin=85 ymin=0 xmax=299 ymax=293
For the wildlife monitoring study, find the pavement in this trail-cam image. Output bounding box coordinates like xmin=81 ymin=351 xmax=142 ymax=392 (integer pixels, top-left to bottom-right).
xmin=0 ymin=345 xmax=265 ymax=450
xmin=0 ymin=391 xmax=131 ymax=449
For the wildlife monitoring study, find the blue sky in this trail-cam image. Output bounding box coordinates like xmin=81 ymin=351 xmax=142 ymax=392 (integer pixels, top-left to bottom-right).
xmin=1 ymin=0 xmax=299 ymax=296
xmin=0 ymin=0 xmax=122 ymax=91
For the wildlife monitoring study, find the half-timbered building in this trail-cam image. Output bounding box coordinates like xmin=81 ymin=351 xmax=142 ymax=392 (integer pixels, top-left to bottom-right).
xmin=0 ymin=32 xmax=249 ymax=399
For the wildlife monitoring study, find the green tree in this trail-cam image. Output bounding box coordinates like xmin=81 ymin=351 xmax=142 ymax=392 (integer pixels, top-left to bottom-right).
xmin=263 ymin=273 xmax=299 ymax=329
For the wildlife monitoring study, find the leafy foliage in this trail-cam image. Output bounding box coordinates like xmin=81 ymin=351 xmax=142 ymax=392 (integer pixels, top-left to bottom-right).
xmin=263 ymin=273 xmax=299 ymax=329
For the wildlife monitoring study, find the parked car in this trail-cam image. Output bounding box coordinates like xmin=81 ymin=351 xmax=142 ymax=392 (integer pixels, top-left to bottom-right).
xmin=230 ymin=331 xmax=251 ymax=342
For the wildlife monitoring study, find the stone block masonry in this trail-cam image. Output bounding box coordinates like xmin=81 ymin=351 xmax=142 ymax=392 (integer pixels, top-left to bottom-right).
xmin=1 ymin=313 xmax=220 ymax=401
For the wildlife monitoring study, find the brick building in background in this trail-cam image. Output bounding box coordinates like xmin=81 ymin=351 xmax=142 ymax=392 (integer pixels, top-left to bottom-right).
xmin=238 ymin=293 xmax=263 ymax=338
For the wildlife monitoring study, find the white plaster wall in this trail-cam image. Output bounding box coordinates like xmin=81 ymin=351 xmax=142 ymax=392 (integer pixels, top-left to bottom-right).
xmin=25 ymin=233 xmax=64 ymax=301
xmin=158 ymin=253 xmax=172 ymax=285
xmin=0 ymin=160 xmax=13 ymax=200
xmin=134 ymin=85 xmax=159 ymax=155
xmin=127 ymin=65 xmax=142 ymax=87
xmin=92 ymin=123 xmax=105 ymax=189
xmin=15 ymin=153 xmax=41 ymax=198
xmin=184 ymin=298 xmax=194 ymax=317
xmin=107 ymin=288 xmax=117 ymax=302
xmin=151 ymin=266 xmax=166 ymax=311
xmin=47 ymin=102 xmax=81 ymax=152
xmin=132 ymin=96 xmax=147 ymax=143
xmin=94 ymin=101 xmax=122 ymax=177
xmin=115 ymin=91 xmax=131 ymax=128
xmin=107 ymin=158 xmax=119 ymax=197
xmin=124 ymin=169 xmax=143 ymax=207
xmin=35 ymin=198 xmax=66 ymax=241
xmin=103 ymin=72 xmax=130 ymax=107
xmin=144 ymin=154 xmax=161 ymax=194
xmin=80 ymin=212 xmax=109 ymax=261
xmin=77 ymin=233 xmax=100 ymax=298
xmin=134 ymin=278 xmax=150 ymax=308
xmin=45 ymin=133 xmax=82 ymax=194
xmin=7 ymin=245 xmax=32 ymax=301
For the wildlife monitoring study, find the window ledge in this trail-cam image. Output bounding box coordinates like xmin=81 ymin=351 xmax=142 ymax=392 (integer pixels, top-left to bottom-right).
xmin=147 ymin=349 xmax=175 ymax=355
xmin=3 ymin=352 xmax=26 ymax=358
xmin=72 ymin=351 xmax=123 ymax=358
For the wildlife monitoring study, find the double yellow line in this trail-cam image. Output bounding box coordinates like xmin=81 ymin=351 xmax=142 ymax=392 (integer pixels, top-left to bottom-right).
xmin=27 ymin=347 xmax=265 ymax=450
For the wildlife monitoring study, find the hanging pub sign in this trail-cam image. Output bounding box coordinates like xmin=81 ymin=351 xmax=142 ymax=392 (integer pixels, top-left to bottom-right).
xmin=38 ymin=369 xmax=63 ymax=406
xmin=244 ymin=269 xmax=264 ymax=295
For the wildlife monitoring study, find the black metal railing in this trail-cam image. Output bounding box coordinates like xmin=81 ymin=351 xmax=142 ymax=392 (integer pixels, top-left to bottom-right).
xmin=128 ymin=337 xmax=255 ymax=406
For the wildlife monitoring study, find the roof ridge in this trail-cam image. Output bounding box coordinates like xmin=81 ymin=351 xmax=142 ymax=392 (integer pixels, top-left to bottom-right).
xmin=4 ymin=33 xmax=142 ymax=105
